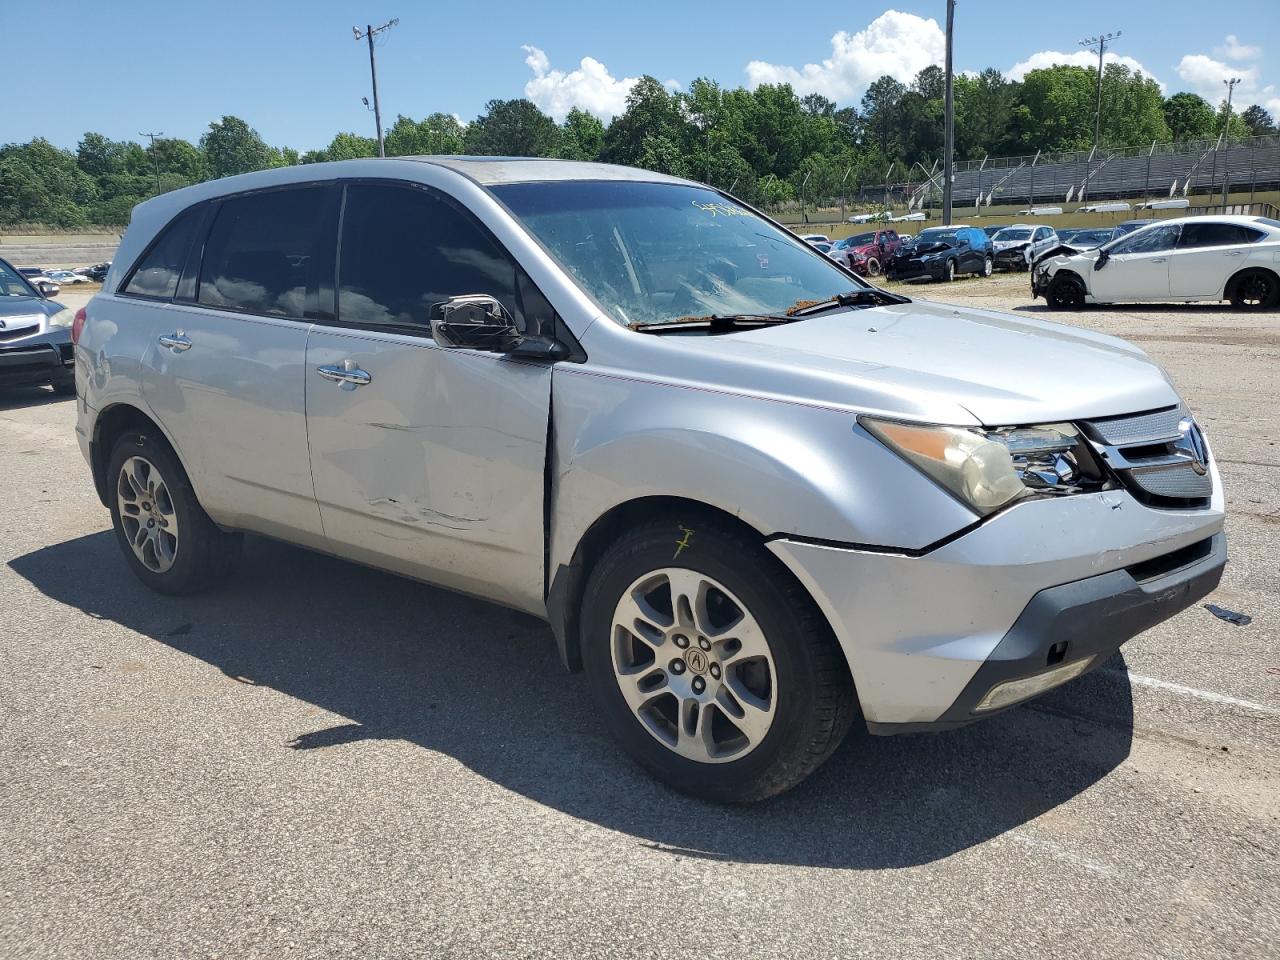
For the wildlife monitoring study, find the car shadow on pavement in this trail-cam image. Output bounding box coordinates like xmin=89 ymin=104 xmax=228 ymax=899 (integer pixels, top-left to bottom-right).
xmin=0 ymin=386 xmax=73 ymax=410
xmin=10 ymin=531 xmax=1135 ymax=870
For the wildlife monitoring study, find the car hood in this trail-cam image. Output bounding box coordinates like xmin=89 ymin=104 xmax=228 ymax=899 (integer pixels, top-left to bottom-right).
xmin=992 ymin=238 xmax=1030 ymax=251
xmin=657 ymin=298 xmax=1178 ymax=426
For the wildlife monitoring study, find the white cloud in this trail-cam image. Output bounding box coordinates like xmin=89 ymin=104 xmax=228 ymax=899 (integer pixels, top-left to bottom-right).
xmin=1007 ymin=50 xmax=1165 ymax=91
xmin=1176 ymin=52 xmax=1280 ymax=118
xmin=1214 ymin=35 xmax=1261 ymax=61
xmin=744 ymin=10 xmax=945 ymax=103
xmin=522 ymin=45 xmax=643 ymax=122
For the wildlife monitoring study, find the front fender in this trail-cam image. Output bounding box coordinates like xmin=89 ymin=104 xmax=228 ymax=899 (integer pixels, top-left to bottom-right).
xmin=547 ymin=366 xmax=978 ymax=578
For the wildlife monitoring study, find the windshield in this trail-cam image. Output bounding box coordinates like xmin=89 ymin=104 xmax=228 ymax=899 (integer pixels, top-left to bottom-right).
xmin=994 ymin=228 xmax=1031 ymax=241
xmin=0 ymin=260 xmax=38 ymax=298
xmin=915 ymin=229 xmax=958 ymax=245
xmin=490 ymin=181 xmax=870 ymax=327
xmin=837 ymin=232 xmax=878 ymax=248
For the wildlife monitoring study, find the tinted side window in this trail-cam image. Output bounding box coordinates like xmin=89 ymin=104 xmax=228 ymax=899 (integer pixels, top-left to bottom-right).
xmin=122 ymin=206 xmax=203 ymax=299
xmin=337 ymin=182 xmax=521 ymax=334
xmin=1179 ymin=223 xmax=1263 ymax=247
xmin=198 ymin=186 xmax=327 ymax=318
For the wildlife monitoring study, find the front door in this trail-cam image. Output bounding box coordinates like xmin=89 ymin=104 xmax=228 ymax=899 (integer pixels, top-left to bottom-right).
xmin=140 ymin=184 xmax=333 ymax=544
xmin=1090 ymin=223 xmax=1180 ymax=302
xmin=304 ymin=181 xmax=553 ymax=614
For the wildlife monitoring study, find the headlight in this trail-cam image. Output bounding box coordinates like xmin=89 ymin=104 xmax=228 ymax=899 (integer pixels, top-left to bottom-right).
xmin=862 ymin=418 xmax=1107 ymax=516
xmin=48 ymin=308 xmax=75 ymax=328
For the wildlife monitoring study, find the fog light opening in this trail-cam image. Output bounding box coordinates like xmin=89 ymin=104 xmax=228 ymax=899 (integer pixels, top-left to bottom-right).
xmin=1046 ymin=640 xmax=1068 ymax=666
xmin=974 ymin=656 xmax=1095 ymax=713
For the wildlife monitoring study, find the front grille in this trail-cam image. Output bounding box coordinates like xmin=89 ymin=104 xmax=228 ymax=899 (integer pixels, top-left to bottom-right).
xmin=0 ymin=322 xmax=41 ymax=342
xmin=1079 ymin=405 xmax=1212 ymax=507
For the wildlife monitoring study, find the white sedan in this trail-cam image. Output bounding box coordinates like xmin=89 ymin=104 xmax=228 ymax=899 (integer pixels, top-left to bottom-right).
xmin=1033 ymin=215 xmax=1280 ymax=310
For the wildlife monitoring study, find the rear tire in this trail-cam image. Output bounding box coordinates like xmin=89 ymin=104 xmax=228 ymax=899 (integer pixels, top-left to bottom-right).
xmin=1228 ymin=269 xmax=1279 ymax=310
xmin=982 ymin=256 xmax=993 ymax=277
xmin=581 ymin=516 xmax=857 ymax=803
xmin=107 ymin=430 xmax=242 ymax=595
xmin=1046 ymin=273 xmax=1087 ymax=310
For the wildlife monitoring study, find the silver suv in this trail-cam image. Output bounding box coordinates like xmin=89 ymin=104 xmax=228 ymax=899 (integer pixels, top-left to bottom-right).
xmin=75 ymin=159 xmax=1226 ymax=801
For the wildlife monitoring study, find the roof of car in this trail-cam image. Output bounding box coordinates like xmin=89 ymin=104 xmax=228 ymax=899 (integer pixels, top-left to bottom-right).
xmin=402 ymin=156 xmax=692 ymax=186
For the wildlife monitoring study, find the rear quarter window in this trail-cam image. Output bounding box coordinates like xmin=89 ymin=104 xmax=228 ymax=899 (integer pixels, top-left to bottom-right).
xmin=121 ymin=206 xmax=204 ymax=300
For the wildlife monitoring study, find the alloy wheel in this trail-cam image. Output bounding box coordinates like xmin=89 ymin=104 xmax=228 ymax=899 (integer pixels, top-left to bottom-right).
xmin=1239 ymin=274 xmax=1272 ymax=306
xmin=610 ymin=568 xmax=777 ymax=763
xmin=117 ymin=456 xmax=179 ymax=573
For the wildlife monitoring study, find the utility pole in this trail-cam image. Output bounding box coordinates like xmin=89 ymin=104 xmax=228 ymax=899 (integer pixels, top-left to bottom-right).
xmin=139 ymin=131 xmax=163 ymax=194
xmin=1221 ymin=77 xmax=1241 ymax=205
xmin=942 ymin=0 xmax=955 ymax=225
xmin=1079 ymin=30 xmax=1121 ymax=153
xmin=353 ymin=19 xmax=399 ymax=157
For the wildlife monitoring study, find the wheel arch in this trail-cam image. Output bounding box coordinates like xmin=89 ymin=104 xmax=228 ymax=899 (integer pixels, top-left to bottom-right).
xmin=89 ymin=402 xmax=185 ymax=507
xmin=546 ymin=497 xmax=771 ymax=673
xmin=1225 ymin=264 xmax=1280 ymax=301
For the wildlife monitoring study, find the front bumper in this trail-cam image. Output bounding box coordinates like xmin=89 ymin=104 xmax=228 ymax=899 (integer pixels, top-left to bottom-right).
xmin=886 ymin=258 xmax=944 ymax=281
xmin=993 ymin=248 xmax=1029 ymax=270
xmin=0 ymin=330 xmax=74 ymax=388
xmin=767 ymin=477 xmax=1225 ymax=728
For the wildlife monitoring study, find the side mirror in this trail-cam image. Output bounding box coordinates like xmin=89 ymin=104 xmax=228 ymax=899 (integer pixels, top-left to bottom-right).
xmin=1094 ymin=250 xmax=1110 ymax=271
xmin=432 ymin=295 xmax=522 ymax=352
xmin=36 ymin=281 xmax=59 ymax=298
xmin=431 ymin=294 xmax=569 ymax=360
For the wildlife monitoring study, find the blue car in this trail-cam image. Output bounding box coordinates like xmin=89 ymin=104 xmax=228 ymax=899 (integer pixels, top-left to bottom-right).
xmin=886 ymin=225 xmax=993 ymax=282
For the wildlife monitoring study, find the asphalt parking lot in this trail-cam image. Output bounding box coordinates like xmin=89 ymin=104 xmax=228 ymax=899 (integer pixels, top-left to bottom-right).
xmin=2 ymin=279 xmax=1277 ymax=959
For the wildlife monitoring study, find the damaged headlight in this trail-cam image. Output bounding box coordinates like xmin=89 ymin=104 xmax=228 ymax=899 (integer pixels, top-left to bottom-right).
xmin=862 ymin=418 xmax=1108 ymax=516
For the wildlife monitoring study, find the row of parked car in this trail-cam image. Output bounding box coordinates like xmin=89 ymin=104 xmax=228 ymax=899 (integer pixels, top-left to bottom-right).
xmin=800 ymin=217 xmax=1175 ymax=284
xmin=15 ymin=262 xmax=111 ymax=297
xmin=803 ymin=213 xmax=1280 ymax=309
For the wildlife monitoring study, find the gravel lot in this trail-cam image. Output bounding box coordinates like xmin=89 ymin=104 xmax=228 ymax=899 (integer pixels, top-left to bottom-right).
xmin=2 ymin=278 xmax=1277 ymax=959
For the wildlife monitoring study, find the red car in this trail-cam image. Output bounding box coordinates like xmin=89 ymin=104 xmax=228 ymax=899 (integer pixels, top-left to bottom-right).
xmin=830 ymin=228 xmax=902 ymax=277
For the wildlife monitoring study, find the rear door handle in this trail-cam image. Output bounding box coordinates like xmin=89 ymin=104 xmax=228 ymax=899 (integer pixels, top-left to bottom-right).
xmin=1150 ymin=258 xmax=1168 ymax=264
xmin=1223 ymin=250 xmax=1245 ymax=256
xmin=158 ymin=332 xmax=192 ymax=352
xmin=316 ymin=363 xmax=372 ymax=387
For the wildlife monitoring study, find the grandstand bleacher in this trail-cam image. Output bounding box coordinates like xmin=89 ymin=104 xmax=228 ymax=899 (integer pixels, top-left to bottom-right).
xmin=858 ymin=135 xmax=1280 ymax=210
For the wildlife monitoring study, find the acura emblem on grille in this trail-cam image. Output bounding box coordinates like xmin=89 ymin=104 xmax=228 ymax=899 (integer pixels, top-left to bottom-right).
xmin=1175 ymin=418 xmax=1209 ymax=476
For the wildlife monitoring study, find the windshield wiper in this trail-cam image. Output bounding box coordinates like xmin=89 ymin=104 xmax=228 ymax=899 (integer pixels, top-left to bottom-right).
xmin=631 ymin=314 xmax=796 ymax=333
xmin=785 ymin=288 xmax=910 ymax=318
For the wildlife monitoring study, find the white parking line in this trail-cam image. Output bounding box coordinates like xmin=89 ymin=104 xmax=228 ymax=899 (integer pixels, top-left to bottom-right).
xmin=1126 ymin=673 xmax=1280 ymax=716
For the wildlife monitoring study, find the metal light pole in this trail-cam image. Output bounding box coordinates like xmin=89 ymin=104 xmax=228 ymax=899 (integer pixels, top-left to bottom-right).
xmin=139 ymin=131 xmax=163 ymax=194
xmin=1221 ymin=77 xmax=1241 ymax=206
xmin=942 ymin=0 xmax=956 ymax=225
xmin=353 ymin=19 xmax=399 ymax=157
xmin=1079 ymin=30 xmax=1120 ymax=153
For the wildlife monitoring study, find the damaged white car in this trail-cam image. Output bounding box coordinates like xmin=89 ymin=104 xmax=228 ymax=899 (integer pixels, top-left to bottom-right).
xmin=1032 ymin=215 xmax=1280 ymax=310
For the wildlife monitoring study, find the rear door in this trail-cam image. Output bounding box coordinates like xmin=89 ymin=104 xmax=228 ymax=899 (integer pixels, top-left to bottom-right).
xmin=1090 ymin=223 xmax=1179 ymax=302
xmin=1169 ymin=222 xmax=1264 ymax=298
xmin=304 ymin=180 xmax=553 ymax=613
xmin=140 ymin=183 xmax=335 ymax=543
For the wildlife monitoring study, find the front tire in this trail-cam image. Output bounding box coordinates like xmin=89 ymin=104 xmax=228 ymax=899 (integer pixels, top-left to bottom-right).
xmin=52 ymin=373 xmax=76 ymax=397
xmin=1046 ymin=273 xmax=1087 ymax=310
xmin=1229 ymin=269 xmax=1279 ymax=310
xmin=865 ymin=257 xmax=881 ymax=277
xmin=581 ymin=516 xmax=856 ymax=803
xmin=943 ymin=259 xmax=956 ymax=282
xmin=107 ymin=430 xmax=242 ymax=595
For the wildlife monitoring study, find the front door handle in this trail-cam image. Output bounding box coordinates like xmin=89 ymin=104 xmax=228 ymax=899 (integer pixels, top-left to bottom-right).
xmin=158 ymin=332 xmax=192 ymax=352
xmin=1150 ymin=257 xmax=1168 ymax=264
xmin=316 ymin=363 xmax=372 ymax=387
xmin=1223 ymin=250 xmax=1245 ymax=256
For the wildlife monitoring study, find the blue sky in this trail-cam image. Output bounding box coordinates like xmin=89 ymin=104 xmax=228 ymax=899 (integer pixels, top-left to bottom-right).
xmin=11 ymin=0 xmax=1280 ymax=152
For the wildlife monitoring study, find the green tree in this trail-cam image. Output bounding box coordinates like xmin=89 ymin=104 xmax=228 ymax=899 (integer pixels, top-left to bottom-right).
xmin=556 ymin=109 xmax=605 ymax=161
xmin=385 ymin=113 xmax=466 ymax=156
xmin=1099 ymin=63 xmax=1169 ymax=146
xmin=955 ymin=69 xmax=1017 ymax=158
xmin=199 ymin=116 xmax=275 ymax=178
xmin=1162 ymin=92 xmax=1217 ymax=142
xmin=463 ymin=99 xmax=559 ymax=156
xmin=860 ymin=76 xmax=907 ymax=156
xmin=1240 ymin=104 xmax=1275 ymax=136
xmin=601 ymin=77 xmax=689 ymax=167
xmin=149 ymin=137 xmax=205 ymax=182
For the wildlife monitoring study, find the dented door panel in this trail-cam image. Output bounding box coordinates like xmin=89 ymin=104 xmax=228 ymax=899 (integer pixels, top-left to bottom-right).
xmin=305 ymin=325 xmax=551 ymax=614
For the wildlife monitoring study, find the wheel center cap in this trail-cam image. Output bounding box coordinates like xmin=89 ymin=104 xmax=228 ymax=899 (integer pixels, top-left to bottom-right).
xmin=683 ymin=648 xmax=709 ymax=674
